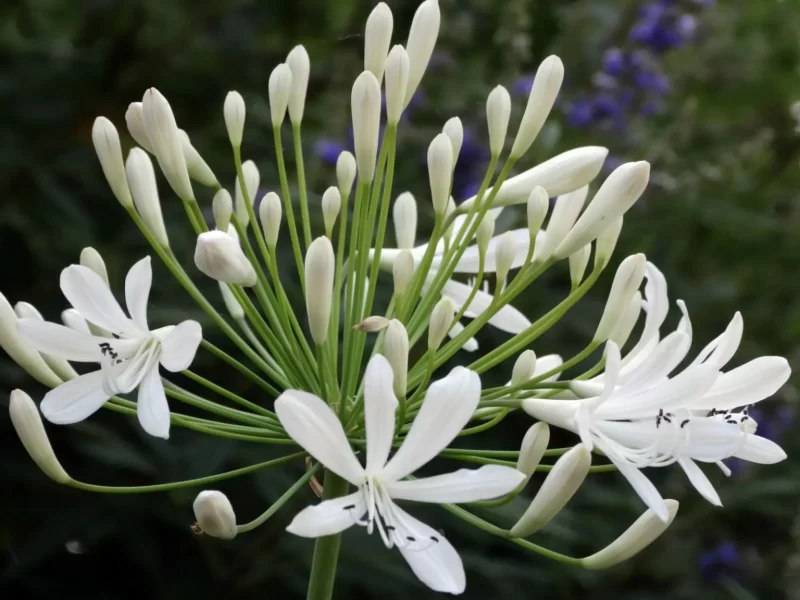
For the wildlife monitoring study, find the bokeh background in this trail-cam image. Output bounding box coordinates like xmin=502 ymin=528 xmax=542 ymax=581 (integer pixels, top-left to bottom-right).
xmin=3 ymin=0 xmax=800 ymax=598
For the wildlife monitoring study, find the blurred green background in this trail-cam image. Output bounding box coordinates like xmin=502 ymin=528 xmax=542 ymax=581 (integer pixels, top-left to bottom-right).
xmin=2 ymin=0 xmax=800 ymax=598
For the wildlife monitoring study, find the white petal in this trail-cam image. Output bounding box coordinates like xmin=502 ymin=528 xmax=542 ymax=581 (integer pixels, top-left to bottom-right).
xmin=17 ymin=319 xmax=106 ymax=362
xmin=158 ymin=320 xmax=203 ymax=372
xmin=286 ymin=490 xmax=365 ymax=538
xmin=693 ymin=312 xmax=742 ymax=369
xmin=733 ymin=435 xmax=787 ymax=464
xmin=364 ymin=355 xmax=398 ymax=472
xmin=275 ymin=390 xmax=365 ymax=485
xmin=683 ymin=419 xmax=748 ymax=462
xmin=382 ymin=367 xmax=480 ymax=481
xmin=446 ymin=228 xmax=530 ymax=274
xmin=678 ymin=458 xmax=721 ymax=506
xmin=447 ymin=320 xmax=478 ymax=352
xmin=693 ymin=357 xmax=791 ymax=411
xmin=137 ymin=365 xmax=170 ymax=439
xmin=385 ymin=465 xmax=524 ymax=503
xmin=521 ymin=398 xmax=580 ymax=432
xmin=125 ymin=257 xmax=152 ymax=331
xmin=605 ymin=449 xmax=669 ymax=522
xmin=40 ymin=369 xmax=110 ymax=424
xmin=441 ymin=279 xmax=530 ymax=334
xmin=60 ymin=265 xmax=136 ymax=335
xmin=532 ymin=354 xmax=563 ymax=381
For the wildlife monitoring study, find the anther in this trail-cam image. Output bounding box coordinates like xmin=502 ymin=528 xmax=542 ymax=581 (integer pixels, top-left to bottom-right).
xmin=680 ymin=419 xmax=690 ymax=428
xmin=342 ymin=504 xmax=356 ymax=511
xmin=406 ymin=536 xmax=416 ymax=542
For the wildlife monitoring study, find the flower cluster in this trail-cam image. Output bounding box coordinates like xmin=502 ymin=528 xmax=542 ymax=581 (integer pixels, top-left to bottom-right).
xmin=2 ymin=1 xmax=789 ymax=597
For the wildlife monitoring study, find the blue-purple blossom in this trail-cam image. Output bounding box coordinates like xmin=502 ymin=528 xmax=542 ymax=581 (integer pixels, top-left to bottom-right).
xmin=699 ymin=542 xmax=742 ymax=582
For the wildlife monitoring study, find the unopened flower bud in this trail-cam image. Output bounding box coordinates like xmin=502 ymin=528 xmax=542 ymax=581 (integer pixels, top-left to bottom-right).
xmin=62 ymin=309 xmax=90 ymax=333
xmin=269 ymin=63 xmax=293 ymax=127
xmin=0 ymin=293 xmax=61 ymax=388
xmin=336 ymin=151 xmax=357 ymax=196
xmin=569 ymin=244 xmax=592 ymax=287
xmin=259 ymin=192 xmax=282 ymax=249
xmin=213 ymin=188 xmax=233 ymax=231
xmin=286 ymin=45 xmax=310 ymax=125
xmin=80 ymin=247 xmax=109 ymax=285
xmin=512 ymin=350 xmax=537 ymax=387
xmin=495 ymin=231 xmax=518 ymax=283
xmin=404 ymin=0 xmax=440 ymax=108
xmin=92 ymin=117 xmax=133 ymax=208
xmin=365 ymin=3 xmax=394 ymax=82
xmin=486 ymin=85 xmax=511 ymax=156
xmin=126 ymin=148 xmax=169 ymax=248
xmin=392 ymin=250 xmax=414 ymax=296
xmin=354 ymin=316 xmax=390 ymax=332
xmin=15 ymin=303 xmax=78 ymax=382
xmin=321 ymin=187 xmax=341 ymax=237
xmin=179 ymin=130 xmax=218 ymax=188
xmin=125 ymin=102 xmax=153 ymax=152
xmin=351 ymin=72 xmax=381 ymax=183
xmin=304 ymin=237 xmax=334 ymax=345
xmin=427 ymin=133 xmax=453 ymax=215
xmin=218 ymin=282 xmax=244 ymax=320
xmin=516 ymin=421 xmax=550 ymax=478
xmin=428 ymin=296 xmax=455 ymax=351
xmin=610 ymin=291 xmax=641 ymax=348
xmin=476 ymin=213 xmax=496 ymax=258
xmin=527 ymin=186 xmax=549 ymax=240
xmin=538 ymin=186 xmax=589 ymax=262
xmin=511 ymin=55 xmax=564 ymax=159
xmin=594 ymin=254 xmax=647 ymax=343
xmin=9 ymin=390 xmax=70 ymax=484
xmin=393 ymin=192 xmax=417 ymax=249
xmin=235 ymin=160 xmax=260 ymax=227
xmin=384 ymin=319 xmax=409 ymax=397
xmin=594 ymin=216 xmax=624 ymax=269
xmin=384 ymin=45 xmax=410 ymax=125
xmin=193 ymin=490 xmax=237 ymax=540
xmin=223 ymin=91 xmax=246 ymax=148
xmin=442 ymin=117 xmax=464 ymax=167
xmin=194 ymin=229 xmax=257 ymax=286
xmin=510 ymin=445 xmax=591 ymax=537
xmin=581 ymin=500 xmax=679 ymax=569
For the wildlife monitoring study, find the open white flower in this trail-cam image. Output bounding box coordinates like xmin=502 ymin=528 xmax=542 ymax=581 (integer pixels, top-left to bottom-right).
xmin=275 ymin=354 xmax=524 ymax=594
xmin=17 ymin=257 xmax=202 ymax=439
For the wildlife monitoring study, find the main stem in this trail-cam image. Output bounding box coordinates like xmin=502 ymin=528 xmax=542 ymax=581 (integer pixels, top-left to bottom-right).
xmin=306 ymin=471 xmax=349 ymax=600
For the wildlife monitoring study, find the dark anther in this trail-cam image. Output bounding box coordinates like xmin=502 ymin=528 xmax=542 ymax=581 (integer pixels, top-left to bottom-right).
xmin=385 ymin=526 xmax=396 ymax=531
xmin=430 ymin=536 xmax=440 ymax=543
xmin=342 ymin=504 xmax=356 ymax=511
xmin=406 ymin=536 xmax=416 ymax=542
xmin=741 ymin=416 xmax=749 ymax=422
xmin=680 ymin=419 xmax=690 ymax=428
xmin=112 ymin=333 xmax=121 ymax=339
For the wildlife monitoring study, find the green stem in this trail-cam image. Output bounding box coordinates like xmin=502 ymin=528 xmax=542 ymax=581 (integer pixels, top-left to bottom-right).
xmin=292 ymin=124 xmax=313 ymax=248
xmin=305 ymin=471 xmax=349 ymax=600
xmin=237 ymin=463 xmax=320 ymax=533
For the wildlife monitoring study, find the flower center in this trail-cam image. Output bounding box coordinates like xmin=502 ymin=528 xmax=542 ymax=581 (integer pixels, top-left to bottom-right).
xmin=99 ymin=336 xmax=162 ymax=395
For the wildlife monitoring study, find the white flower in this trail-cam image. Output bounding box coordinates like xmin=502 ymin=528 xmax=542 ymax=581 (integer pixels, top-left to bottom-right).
xmin=17 ymin=257 xmax=202 ymax=439
xmin=275 ymin=355 xmax=524 ymax=594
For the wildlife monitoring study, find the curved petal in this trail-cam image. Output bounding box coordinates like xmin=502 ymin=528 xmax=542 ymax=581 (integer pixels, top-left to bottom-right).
xmin=40 ymin=369 xmax=110 ymax=424
xmin=159 ymin=320 xmax=203 ymax=372
xmin=18 ymin=319 xmax=104 ymax=362
xmin=693 ymin=312 xmax=742 ymax=369
xmin=441 ymin=279 xmax=530 ymax=334
xmin=678 ymin=458 xmax=721 ymax=506
xmin=125 ymin=257 xmax=152 ymax=331
xmin=447 ymin=320 xmax=478 ymax=352
xmin=533 ymin=354 xmax=564 ymax=381
xmin=275 ymin=390 xmax=365 ymax=486
xmin=364 ymin=355 xmax=398 ymax=472
xmin=60 ymin=265 xmax=136 ymax=335
xmin=602 ymin=445 xmax=669 ymax=522
xmin=693 ymin=357 xmax=791 ymax=411
xmin=286 ymin=490 xmax=366 ymax=538
xmin=137 ymin=365 xmax=170 ymax=439
xmin=385 ymin=465 xmax=524 ymax=503
xmin=733 ymin=435 xmax=787 ymax=464
xmin=448 ymin=228 xmax=530 ymax=274
xmin=62 ymin=308 xmax=91 ymax=334
xmin=382 ymin=367 xmax=480 ymax=481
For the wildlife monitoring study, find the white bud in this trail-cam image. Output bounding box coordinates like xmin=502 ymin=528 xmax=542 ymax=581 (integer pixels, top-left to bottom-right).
xmin=393 ymin=192 xmax=417 ymax=249
xmin=354 ymin=316 xmax=390 ymax=332
xmin=516 ymin=421 xmax=550 ymax=477
xmin=259 ymin=192 xmax=282 ymax=249
xmin=213 ymin=188 xmax=233 ymax=231
xmin=336 ymin=151 xmax=357 ymax=196
xmin=223 ymin=91 xmax=246 ymax=148
xmin=569 ymin=244 xmax=592 ymax=287
xmin=286 ymin=45 xmax=310 ymax=125
xmin=351 ymin=71 xmax=382 ymax=183
xmin=179 ymin=130 xmax=218 ymax=188
xmin=594 ymin=254 xmax=647 ymax=343
xmin=383 ymin=319 xmax=409 ymax=397
xmin=582 ymin=500 xmax=679 ymax=569
xmin=486 ymin=85 xmax=511 ymax=156
xmin=442 ymin=117 xmax=464 ymax=167
xmin=393 ymin=250 xmax=415 ymax=296
xmin=92 ymin=117 xmax=133 ymax=208
xmin=269 ymin=63 xmax=293 ymax=127
xmin=512 ymin=350 xmax=537 ymax=386
xmin=510 ymin=445 xmax=591 ymax=537
xmin=125 ymin=102 xmax=153 ymax=152
xmin=495 ymin=231 xmax=519 ymax=283
xmin=527 ymin=186 xmax=549 ymax=241
xmin=0 ymin=293 xmax=61 ymax=388
xmin=404 ymin=0 xmax=441 ymax=108
xmin=555 ymin=161 xmax=650 ymax=260
xmin=304 ymin=237 xmax=335 ymax=345
xmin=476 ymin=212 xmax=496 ymax=257
xmin=218 ymin=282 xmax=244 ymax=320
xmin=321 ymin=186 xmax=342 ymax=236
xmin=193 ymin=490 xmax=237 ymax=540
xmin=126 ymin=148 xmax=169 ymax=248
xmin=235 ymin=160 xmax=260 ymax=227
xmin=365 ymin=3 xmax=394 ymax=82
xmin=14 ymin=303 xmax=79 ymax=382
xmin=194 ymin=229 xmax=257 ymax=286
xmin=9 ymin=390 xmax=70 ymax=484
xmin=428 ymin=296 xmax=455 ymax=351
xmin=537 ymin=186 xmax=589 ymax=263
xmin=610 ymin=291 xmax=641 ymax=348
xmin=62 ymin=309 xmax=90 ymax=333
xmin=594 ymin=216 xmax=624 ymax=269
xmin=384 ymin=45 xmax=410 ymax=125
xmin=511 ymin=55 xmax=564 ymax=159
xmin=142 ymin=88 xmax=194 ymax=201
xmin=80 ymin=247 xmax=109 ymax=285
xmin=427 ymin=133 xmax=453 ymax=215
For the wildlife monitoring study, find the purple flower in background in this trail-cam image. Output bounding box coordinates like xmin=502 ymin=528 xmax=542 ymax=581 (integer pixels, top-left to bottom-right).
xmin=313 ymin=138 xmax=347 ymax=166
xmin=699 ymin=541 xmax=742 ymax=582
xmin=513 ymin=76 xmax=534 ymax=96
xmin=567 ymin=99 xmax=595 ymax=127
xmin=602 ymin=48 xmax=626 ymax=75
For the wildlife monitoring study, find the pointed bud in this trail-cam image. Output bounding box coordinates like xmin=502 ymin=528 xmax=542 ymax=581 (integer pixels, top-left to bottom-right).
xmin=428 ymin=296 xmax=455 ymax=351
xmin=594 ymin=216 xmax=624 ymax=269
xmin=80 ymin=247 xmax=109 ymax=285
xmin=512 ymin=350 xmax=537 ymax=386
xmin=194 ymin=229 xmax=257 ymax=286
xmin=179 ymin=130 xmax=218 ymax=188
xmin=193 ymin=490 xmax=237 ymax=540
xmin=62 ymin=309 xmax=90 ymax=333
xmin=351 ymin=72 xmax=382 ymax=183
xmin=510 ymin=445 xmax=591 ymax=537
xmin=569 ymin=244 xmax=591 ymax=287
xmin=92 ymin=117 xmax=133 ymax=208
xmin=476 ymin=212 xmax=496 ymax=258
xmin=404 ymin=0 xmax=440 ymax=108
xmin=486 ymin=85 xmax=511 ymax=156
xmin=125 ymin=102 xmax=153 ymax=152
xmin=15 ymin=303 xmax=78 ymax=381
xmin=322 ymin=187 xmax=341 ymax=237
xmin=0 ymin=293 xmax=61 ymax=388
xmin=354 ymin=316 xmax=390 ymax=332
xmin=235 ymin=160 xmax=260 ymax=227
xmin=581 ymin=500 xmax=679 ymax=569
xmin=527 ymin=186 xmax=549 ymax=241
xmin=304 ymin=237 xmax=334 ymax=345
xmin=365 ymin=3 xmax=394 ymax=82
xmin=10 ymin=390 xmax=70 ymax=484
xmin=224 ymin=91 xmax=246 ymax=148
xmin=594 ymin=254 xmax=647 ymax=343
xmin=537 ymin=186 xmax=589 ymax=263
xmin=393 ymin=192 xmax=418 ymax=249
xmin=142 ymin=88 xmax=194 ymax=201
xmin=126 ymin=148 xmax=170 ymax=248
xmin=555 ymin=162 xmax=650 ymax=260
xmin=393 ymin=250 xmax=414 ymax=296
xmin=384 ymin=319 xmax=409 ymax=397
xmin=218 ymin=282 xmax=244 ymax=320
xmin=610 ymin=291 xmax=641 ymax=348
xmin=384 ymin=45 xmax=410 ymax=125
xmin=336 ymin=151 xmax=357 ymax=196
xmin=213 ymin=188 xmax=233 ymax=231
xmin=442 ymin=119 xmax=464 ymax=169
xmin=286 ymin=45 xmax=310 ymax=125
xmin=269 ymin=63 xmax=293 ymax=127
xmin=427 ymin=133 xmax=453 ymax=215
xmin=516 ymin=421 xmax=550 ymax=477
xmin=259 ymin=192 xmax=282 ymax=249
xmin=511 ymin=55 xmax=564 ymax=159
xmin=495 ymin=231 xmax=519 ymax=283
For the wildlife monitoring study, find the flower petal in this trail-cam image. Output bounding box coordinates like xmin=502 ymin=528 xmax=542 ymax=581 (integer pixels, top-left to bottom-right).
xmin=385 ymin=465 xmax=524 ymax=503
xmin=447 ymin=320 xmax=478 ymax=352
xmin=17 ymin=319 xmax=106 ymax=362
xmin=533 ymin=354 xmax=564 ymax=381
xmin=678 ymin=457 xmax=721 ymax=506
xmin=692 ymin=312 xmax=742 ymax=369
xmin=382 ymin=366 xmax=480 ymax=481
xmin=286 ymin=490 xmax=365 ymax=538
xmin=602 ymin=445 xmax=669 ymax=522
xmin=40 ymin=369 xmax=110 ymax=424
xmin=733 ymin=435 xmax=787 ymax=464
xmin=693 ymin=356 xmax=791 ymax=411
xmin=125 ymin=256 xmax=152 ymax=331
xmin=60 ymin=265 xmax=135 ymax=335
xmin=137 ymin=365 xmax=170 ymax=439
xmin=364 ymin=355 xmax=398 ymax=472
xmin=441 ymin=279 xmax=530 ymax=334
xmin=275 ymin=390 xmax=365 ymax=485
xmin=158 ymin=320 xmax=203 ymax=372
xmin=448 ymin=228 xmax=530 ymax=274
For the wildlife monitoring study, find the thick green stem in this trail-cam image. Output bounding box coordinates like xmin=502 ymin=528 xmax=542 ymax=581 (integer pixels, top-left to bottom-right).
xmin=306 ymin=471 xmax=349 ymax=600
